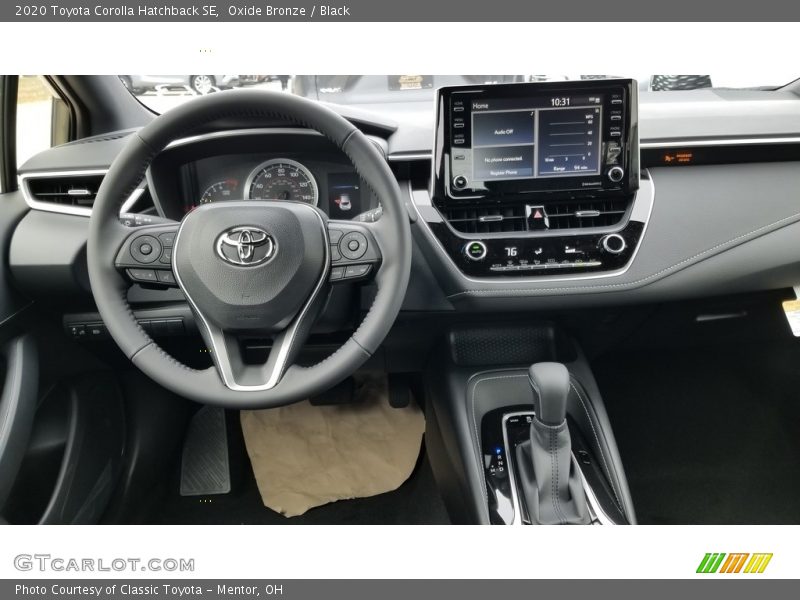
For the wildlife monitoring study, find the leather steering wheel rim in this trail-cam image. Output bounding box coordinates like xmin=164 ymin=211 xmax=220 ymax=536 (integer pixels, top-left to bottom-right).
xmin=87 ymin=89 xmax=411 ymax=408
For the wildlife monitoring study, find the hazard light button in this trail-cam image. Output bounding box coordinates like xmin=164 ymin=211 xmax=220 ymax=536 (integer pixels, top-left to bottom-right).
xmin=526 ymin=205 xmax=550 ymax=231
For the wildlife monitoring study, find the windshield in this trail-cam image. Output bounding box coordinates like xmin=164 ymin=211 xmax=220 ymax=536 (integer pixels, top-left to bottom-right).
xmin=122 ymin=74 xmax=798 ymax=115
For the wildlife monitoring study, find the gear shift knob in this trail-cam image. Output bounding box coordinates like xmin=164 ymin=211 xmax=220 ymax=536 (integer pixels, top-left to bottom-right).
xmin=528 ymin=362 xmax=570 ymax=425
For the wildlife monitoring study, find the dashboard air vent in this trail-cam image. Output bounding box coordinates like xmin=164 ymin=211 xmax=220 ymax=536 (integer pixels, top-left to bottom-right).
xmin=442 ymin=204 xmax=527 ymax=234
xmin=545 ymin=198 xmax=629 ymax=230
xmin=442 ymin=197 xmax=630 ymax=234
xmin=25 ymin=174 xmax=104 ymax=209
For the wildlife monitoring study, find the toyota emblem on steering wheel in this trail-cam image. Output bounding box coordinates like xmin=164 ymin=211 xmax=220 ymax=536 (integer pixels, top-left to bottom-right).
xmin=215 ymin=226 xmax=275 ymax=266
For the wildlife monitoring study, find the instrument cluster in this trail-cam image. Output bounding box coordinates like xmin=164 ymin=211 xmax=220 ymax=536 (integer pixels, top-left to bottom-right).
xmin=181 ymin=153 xmax=368 ymax=221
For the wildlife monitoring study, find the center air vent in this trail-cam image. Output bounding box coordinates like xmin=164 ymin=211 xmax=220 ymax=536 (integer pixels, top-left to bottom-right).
xmin=24 ymin=173 xmax=105 ymax=209
xmin=442 ymin=197 xmax=630 ymax=234
xmin=442 ymin=204 xmax=527 ymax=234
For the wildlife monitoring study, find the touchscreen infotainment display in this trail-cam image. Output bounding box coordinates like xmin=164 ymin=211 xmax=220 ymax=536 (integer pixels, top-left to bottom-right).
xmin=470 ymin=94 xmax=603 ymax=181
xmin=433 ymin=79 xmax=639 ymax=199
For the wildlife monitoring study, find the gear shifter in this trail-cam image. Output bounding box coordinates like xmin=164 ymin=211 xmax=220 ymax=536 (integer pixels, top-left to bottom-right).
xmin=515 ymin=362 xmax=591 ymax=524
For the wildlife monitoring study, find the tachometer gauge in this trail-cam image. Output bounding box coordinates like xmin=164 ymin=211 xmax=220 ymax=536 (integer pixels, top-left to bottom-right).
xmin=245 ymin=159 xmax=318 ymax=205
xmin=199 ymin=179 xmax=240 ymax=204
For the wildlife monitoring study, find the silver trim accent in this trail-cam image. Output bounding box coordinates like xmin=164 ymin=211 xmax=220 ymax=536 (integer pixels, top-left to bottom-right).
xmin=387 ymin=152 xmax=434 ymax=162
xmin=407 ymin=174 xmax=655 ymax=284
xmin=601 ymin=233 xmax=627 ymax=255
xmin=243 ymin=157 xmax=320 ymax=206
xmin=19 ymin=169 xmax=147 ymax=218
xmin=171 ymin=203 xmax=330 ymax=392
xmin=500 ymin=411 xmax=617 ymax=526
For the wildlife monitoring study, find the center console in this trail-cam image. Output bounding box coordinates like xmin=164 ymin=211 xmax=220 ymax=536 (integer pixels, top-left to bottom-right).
xmin=422 ymin=322 xmax=637 ymax=526
xmin=430 ymin=79 xmax=643 ymax=278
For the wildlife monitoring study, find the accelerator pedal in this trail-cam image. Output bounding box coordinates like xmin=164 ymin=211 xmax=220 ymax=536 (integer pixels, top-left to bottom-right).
xmin=179 ymin=406 xmax=231 ymax=496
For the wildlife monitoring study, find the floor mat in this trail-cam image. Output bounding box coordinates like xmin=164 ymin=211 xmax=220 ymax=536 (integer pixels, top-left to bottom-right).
xmin=240 ymin=376 xmax=425 ymax=517
xmin=593 ymin=340 xmax=800 ymax=524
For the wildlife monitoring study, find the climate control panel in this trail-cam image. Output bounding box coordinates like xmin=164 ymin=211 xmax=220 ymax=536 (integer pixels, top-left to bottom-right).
xmin=430 ymin=220 xmax=644 ymax=278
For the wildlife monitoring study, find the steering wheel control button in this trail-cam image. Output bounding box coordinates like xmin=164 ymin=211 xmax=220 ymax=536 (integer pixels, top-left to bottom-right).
xmin=607 ymin=166 xmax=625 ymax=183
xmin=86 ymin=323 xmax=107 ymax=340
xmin=328 ymin=229 xmax=344 ymax=244
xmin=344 ymin=264 xmax=371 ymax=279
xmin=156 ymin=270 xmax=177 ymax=285
xmin=464 ymin=241 xmax=488 ymax=261
xmin=127 ymin=268 xmax=158 ymax=283
xmin=601 ymin=233 xmax=627 ymax=255
xmin=330 ymin=245 xmax=342 ymax=262
xmin=158 ymin=231 xmax=176 ymax=247
xmin=131 ymin=235 xmax=161 ymax=264
xmin=339 ymin=231 xmax=368 ymax=260
xmin=67 ymin=324 xmax=86 ymax=339
xmin=329 ymin=266 xmax=345 ymax=280
xmin=159 ymin=248 xmax=173 ymax=264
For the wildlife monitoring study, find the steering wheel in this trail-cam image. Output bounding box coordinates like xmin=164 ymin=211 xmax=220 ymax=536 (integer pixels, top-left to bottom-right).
xmin=87 ymin=90 xmax=411 ymax=409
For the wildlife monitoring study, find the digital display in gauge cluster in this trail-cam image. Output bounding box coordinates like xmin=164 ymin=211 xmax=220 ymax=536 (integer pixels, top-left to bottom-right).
xmin=327 ymin=172 xmax=362 ymax=219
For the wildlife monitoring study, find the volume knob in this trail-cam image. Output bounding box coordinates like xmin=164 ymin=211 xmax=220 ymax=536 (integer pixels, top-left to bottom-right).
xmin=601 ymin=234 xmax=626 ymax=255
xmin=453 ymin=175 xmax=468 ymax=190
xmin=607 ymin=166 xmax=625 ymax=183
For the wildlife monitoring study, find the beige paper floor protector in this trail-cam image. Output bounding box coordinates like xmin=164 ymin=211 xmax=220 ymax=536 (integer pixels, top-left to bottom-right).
xmin=240 ymin=376 xmax=425 ymax=517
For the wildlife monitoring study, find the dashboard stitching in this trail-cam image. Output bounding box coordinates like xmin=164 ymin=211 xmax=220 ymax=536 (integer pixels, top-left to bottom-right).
xmin=448 ymin=209 xmax=800 ymax=297
xmin=469 ymin=372 xmax=529 ymax=521
xmin=570 ymin=380 xmax=624 ymax=513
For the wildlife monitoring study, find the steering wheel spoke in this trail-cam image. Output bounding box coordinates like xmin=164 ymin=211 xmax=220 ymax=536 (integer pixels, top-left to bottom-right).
xmin=327 ymin=219 xmax=382 ymax=283
xmin=114 ymin=222 xmax=180 ymax=287
xmin=199 ymin=280 xmax=329 ymax=391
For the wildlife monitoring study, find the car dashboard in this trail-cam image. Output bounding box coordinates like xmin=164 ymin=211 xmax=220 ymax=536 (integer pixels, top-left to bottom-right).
xmin=10 ymin=81 xmax=800 ymax=321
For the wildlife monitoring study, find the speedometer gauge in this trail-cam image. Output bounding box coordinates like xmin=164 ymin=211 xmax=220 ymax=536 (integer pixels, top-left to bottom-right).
xmin=245 ymin=159 xmax=318 ymax=205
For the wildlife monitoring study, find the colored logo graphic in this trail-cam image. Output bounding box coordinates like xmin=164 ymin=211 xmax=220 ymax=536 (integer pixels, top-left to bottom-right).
xmin=696 ymin=553 xmax=773 ymax=574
